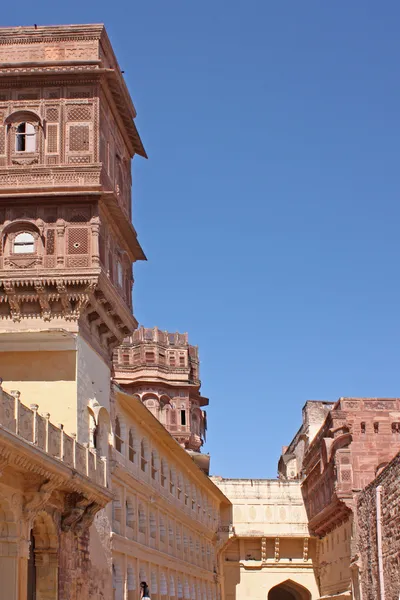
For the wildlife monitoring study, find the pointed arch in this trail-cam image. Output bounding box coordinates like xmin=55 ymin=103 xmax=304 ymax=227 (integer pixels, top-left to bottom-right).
xmin=267 ymin=579 xmax=311 ymax=600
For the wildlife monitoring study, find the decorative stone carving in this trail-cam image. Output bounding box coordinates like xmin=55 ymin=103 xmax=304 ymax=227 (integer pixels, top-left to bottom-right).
xmin=24 ymin=479 xmax=59 ymax=518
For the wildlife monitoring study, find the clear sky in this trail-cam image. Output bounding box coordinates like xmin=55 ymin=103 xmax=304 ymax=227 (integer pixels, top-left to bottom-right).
xmin=4 ymin=1 xmax=400 ymax=478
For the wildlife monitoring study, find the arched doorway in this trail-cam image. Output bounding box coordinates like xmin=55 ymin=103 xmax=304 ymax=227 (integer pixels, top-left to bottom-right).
xmin=268 ymin=580 xmax=311 ymax=600
xmin=30 ymin=511 xmax=59 ymax=600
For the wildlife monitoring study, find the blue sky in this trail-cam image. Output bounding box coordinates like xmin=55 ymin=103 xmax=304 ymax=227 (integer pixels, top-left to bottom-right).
xmin=4 ymin=1 xmax=400 ymax=477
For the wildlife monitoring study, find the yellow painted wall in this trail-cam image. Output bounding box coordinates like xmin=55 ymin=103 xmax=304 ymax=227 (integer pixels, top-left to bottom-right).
xmin=1 ymin=350 xmax=78 ymax=435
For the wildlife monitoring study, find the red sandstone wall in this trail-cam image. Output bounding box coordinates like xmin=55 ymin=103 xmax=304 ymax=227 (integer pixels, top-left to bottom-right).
xmin=58 ymin=513 xmax=112 ymax=600
xmin=357 ymin=451 xmax=400 ymax=600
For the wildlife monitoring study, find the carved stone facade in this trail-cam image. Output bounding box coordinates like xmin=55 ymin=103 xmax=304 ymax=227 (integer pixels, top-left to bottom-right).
xmin=278 ymin=398 xmax=400 ymax=600
xmin=114 ymin=327 xmax=209 ymax=470
xmin=0 ymin=25 xmax=233 ymax=600
xmin=0 ymin=24 xmax=146 ymax=359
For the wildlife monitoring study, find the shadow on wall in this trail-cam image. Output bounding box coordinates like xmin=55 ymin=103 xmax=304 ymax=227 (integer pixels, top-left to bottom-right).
xmin=0 ymin=350 xmax=76 ymax=381
xmin=268 ymin=580 xmax=311 ymax=600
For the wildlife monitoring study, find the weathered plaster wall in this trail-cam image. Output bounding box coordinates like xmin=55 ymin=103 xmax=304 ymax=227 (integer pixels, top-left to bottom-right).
xmin=212 ymin=479 xmax=309 ymax=537
xmin=76 ymin=336 xmax=111 ymax=444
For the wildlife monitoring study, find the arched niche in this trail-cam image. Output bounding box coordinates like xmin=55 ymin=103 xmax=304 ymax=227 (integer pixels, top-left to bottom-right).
xmin=88 ymin=402 xmax=111 ymax=457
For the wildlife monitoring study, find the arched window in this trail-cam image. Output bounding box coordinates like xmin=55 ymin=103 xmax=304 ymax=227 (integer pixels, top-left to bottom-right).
xmin=169 ymin=467 xmax=176 ymax=495
xmin=159 ymin=514 xmax=166 ymax=543
xmin=177 ymin=473 xmax=183 ymax=501
xmin=168 ymin=524 xmax=174 ymax=548
xmin=149 ymin=512 xmax=156 ymax=539
xmin=16 ymin=122 xmax=36 ymax=152
xmin=151 ymin=450 xmax=159 ymax=480
xmin=161 ymin=459 xmax=167 ymax=487
xmin=13 ymin=232 xmax=35 ymax=254
xmin=128 ymin=428 xmax=136 ymax=463
xmin=141 ymin=439 xmax=148 ymax=472
xmin=138 ymin=504 xmax=146 ymax=534
xmin=126 ymin=498 xmax=135 ymax=529
xmin=117 ymin=259 xmax=123 ymax=287
xmin=115 ymin=416 xmax=123 ymax=453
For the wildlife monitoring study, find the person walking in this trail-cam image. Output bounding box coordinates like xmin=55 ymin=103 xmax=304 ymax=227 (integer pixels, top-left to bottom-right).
xmin=140 ymin=581 xmax=151 ymax=600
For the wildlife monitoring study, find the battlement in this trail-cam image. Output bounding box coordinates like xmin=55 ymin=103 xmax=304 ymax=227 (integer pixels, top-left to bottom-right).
xmin=0 ymin=385 xmax=108 ymax=488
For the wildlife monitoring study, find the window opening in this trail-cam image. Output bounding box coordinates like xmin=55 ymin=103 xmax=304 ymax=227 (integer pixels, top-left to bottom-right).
xmin=115 ymin=417 xmax=123 ymax=453
xmin=128 ymin=429 xmax=136 ymax=462
xmin=161 ymin=460 xmax=167 ymax=487
xmin=141 ymin=439 xmax=147 ymax=472
xmin=151 ymin=451 xmax=158 ymax=480
xmin=13 ymin=232 xmax=35 ymax=254
xmin=181 ymin=410 xmax=186 ymax=426
xmin=16 ymin=122 xmax=36 ymax=152
xmin=117 ymin=260 xmax=123 ymax=286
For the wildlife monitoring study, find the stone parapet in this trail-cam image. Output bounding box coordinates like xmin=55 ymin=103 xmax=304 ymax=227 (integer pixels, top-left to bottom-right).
xmin=0 ymin=385 xmax=107 ymax=488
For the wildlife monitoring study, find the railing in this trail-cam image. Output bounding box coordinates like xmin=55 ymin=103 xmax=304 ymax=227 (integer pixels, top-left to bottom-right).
xmin=0 ymin=386 xmax=107 ymax=488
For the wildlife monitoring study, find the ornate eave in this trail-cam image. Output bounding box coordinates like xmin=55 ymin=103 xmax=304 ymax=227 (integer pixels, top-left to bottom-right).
xmin=307 ymin=497 xmax=352 ymax=537
xmin=101 ymin=191 xmax=146 ymax=261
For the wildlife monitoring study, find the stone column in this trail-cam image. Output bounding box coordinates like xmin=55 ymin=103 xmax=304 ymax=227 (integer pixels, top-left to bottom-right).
xmin=0 ymin=552 xmax=19 ymax=600
xmin=35 ymin=551 xmax=58 ymax=600
xmin=90 ymin=216 xmax=100 ymax=266
xmin=56 ymin=219 xmax=65 ymax=268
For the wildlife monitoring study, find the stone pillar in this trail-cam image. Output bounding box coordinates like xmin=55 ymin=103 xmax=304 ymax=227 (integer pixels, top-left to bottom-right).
xmin=90 ymin=216 xmax=100 ymax=266
xmin=35 ymin=551 xmax=58 ymax=600
xmin=0 ymin=554 xmax=19 ymax=600
xmin=56 ymin=220 xmax=65 ymax=268
xmin=18 ymin=555 xmax=29 ymax=600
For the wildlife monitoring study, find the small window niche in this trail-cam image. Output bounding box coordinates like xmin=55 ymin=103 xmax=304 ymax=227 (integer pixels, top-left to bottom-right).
xmin=13 ymin=232 xmax=35 ymax=254
xmin=16 ymin=122 xmax=36 ymax=152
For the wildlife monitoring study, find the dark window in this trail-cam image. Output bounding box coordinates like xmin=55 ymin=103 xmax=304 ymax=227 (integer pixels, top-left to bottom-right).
xmin=128 ymin=430 xmax=136 ymax=462
xmin=115 ymin=417 xmax=123 ymax=453
xmin=360 ymin=422 xmax=366 ymax=434
xmin=181 ymin=410 xmax=186 ymax=426
xmin=374 ymin=422 xmax=379 ymax=434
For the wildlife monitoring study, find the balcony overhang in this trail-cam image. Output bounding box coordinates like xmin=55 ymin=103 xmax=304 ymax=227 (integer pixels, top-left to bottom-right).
xmin=101 ymin=192 xmax=146 ymax=261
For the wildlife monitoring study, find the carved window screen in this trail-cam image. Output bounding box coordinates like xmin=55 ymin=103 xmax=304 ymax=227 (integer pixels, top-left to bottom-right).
xmin=46 ymin=107 xmax=59 ymax=122
xmin=67 ymin=105 xmax=92 ymax=121
xmin=46 ymin=124 xmax=59 ymax=154
xmin=68 ymin=125 xmax=90 ymax=152
xmin=67 ymin=228 xmax=89 ymax=255
xmin=46 ymin=230 xmax=55 ymax=255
